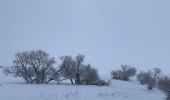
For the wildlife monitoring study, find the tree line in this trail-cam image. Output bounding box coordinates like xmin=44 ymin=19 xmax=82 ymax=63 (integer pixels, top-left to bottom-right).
xmin=1 ymin=50 xmax=170 ymax=100
xmin=3 ymin=50 xmax=108 ymax=86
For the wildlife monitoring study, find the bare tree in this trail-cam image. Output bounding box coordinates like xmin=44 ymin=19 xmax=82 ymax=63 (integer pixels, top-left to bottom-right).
xmin=137 ymin=71 xmax=150 ymax=85
xmin=4 ymin=50 xmax=60 ymax=84
xmin=60 ymin=54 xmax=86 ymax=85
xmin=153 ymin=68 xmax=161 ymax=80
xmin=60 ymin=55 xmax=77 ymax=85
xmin=75 ymin=54 xmax=84 ymax=85
xmin=4 ymin=65 xmax=35 ymax=83
xmin=137 ymin=68 xmax=162 ymax=90
xmin=158 ymin=76 xmax=170 ymax=99
xmin=111 ymin=65 xmax=137 ymax=81
xmin=147 ymin=71 xmax=156 ymax=90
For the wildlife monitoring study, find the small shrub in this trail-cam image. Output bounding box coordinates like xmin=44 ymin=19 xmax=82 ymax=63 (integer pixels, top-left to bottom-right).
xmin=95 ymin=80 xmax=110 ymax=86
xmin=80 ymin=64 xmax=101 ymax=85
xmin=111 ymin=65 xmax=137 ymax=81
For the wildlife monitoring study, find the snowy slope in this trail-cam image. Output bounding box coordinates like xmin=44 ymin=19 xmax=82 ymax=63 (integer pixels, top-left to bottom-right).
xmin=0 ymin=68 xmax=165 ymax=100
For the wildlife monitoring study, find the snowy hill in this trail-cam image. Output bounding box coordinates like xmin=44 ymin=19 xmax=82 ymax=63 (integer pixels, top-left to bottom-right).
xmin=0 ymin=68 xmax=165 ymax=100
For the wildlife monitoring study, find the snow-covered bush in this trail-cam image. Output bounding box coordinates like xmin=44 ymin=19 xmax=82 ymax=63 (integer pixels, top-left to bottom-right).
xmin=80 ymin=64 xmax=100 ymax=85
xmin=111 ymin=65 xmax=137 ymax=81
xmin=80 ymin=64 xmax=110 ymax=86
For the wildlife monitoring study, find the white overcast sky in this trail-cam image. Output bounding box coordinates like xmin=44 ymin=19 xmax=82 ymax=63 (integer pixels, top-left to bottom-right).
xmin=0 ymin=0 xmax=170 ymax=75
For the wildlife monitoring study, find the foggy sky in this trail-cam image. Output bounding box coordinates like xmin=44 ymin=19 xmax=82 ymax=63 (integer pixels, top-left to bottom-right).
xmin=0 ymin=0 xmax=170 ymax=75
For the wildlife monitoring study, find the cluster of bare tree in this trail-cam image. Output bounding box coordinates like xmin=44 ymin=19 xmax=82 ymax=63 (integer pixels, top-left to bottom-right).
xmin=137 ymin=68 xmax=170 ymax=100
xmin=59 ymin=55 xmax=107 ymax=85
xmin=110 ymin=65 xmax=170 ymax=99
xmin=3 ymin=50 xmax=108 ymax=86
xmin=111 ymin=65 xmax=137 ymax=81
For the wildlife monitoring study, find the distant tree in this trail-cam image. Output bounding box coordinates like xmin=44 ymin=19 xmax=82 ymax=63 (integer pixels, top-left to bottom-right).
xmin=111 ymin=65 xmax=137 ymax=81
xmin=75 ymin=54 xmax=85 ymax=85
xmin=60 ymin=55 xmax=77 ymax=85
xmin=59 ymin=54 xmax=86 ymax=85
xmin=4 ymin=50 xmax=60 ymax=84
xmin=153 ymin=68 xmax=161 ymax=80
xmin=60 ymin=54 xmax=107 ymax=85
xmin=137 ymin=68 xmax=162 ymax=90
xmin=137 ymin=71 xmax=149 ymax=85
xmin=157 ymin=76 xmax=170 ymax=99
xmin=146 ymin=71 xmax=156 ymax=90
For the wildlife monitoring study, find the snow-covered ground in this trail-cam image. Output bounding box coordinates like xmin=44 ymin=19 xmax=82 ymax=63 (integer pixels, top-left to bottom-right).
xmin=0 ymin=68 xmax=165 ymax=100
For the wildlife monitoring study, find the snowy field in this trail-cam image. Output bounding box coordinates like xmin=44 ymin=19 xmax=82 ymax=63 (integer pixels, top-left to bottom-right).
xmin=0 ymin=69 xmax=165 ymax=100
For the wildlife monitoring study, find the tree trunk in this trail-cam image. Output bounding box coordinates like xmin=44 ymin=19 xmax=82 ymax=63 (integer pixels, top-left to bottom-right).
xmin=24 ymin=77 xmax=29 ymax=83
xmin=71 ymin=78 xmax=74 ymax=85
xmin=76 ymin=73 xmax=81 ymax=85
